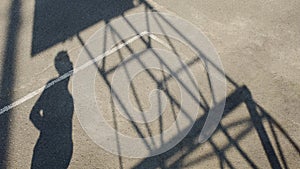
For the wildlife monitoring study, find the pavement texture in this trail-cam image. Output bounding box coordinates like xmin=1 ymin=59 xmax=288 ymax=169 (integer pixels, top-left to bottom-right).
xmin=0 ymin=0 xmax=299 ymax=168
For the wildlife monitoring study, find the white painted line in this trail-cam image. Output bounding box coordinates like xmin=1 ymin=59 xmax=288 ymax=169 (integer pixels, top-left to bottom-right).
xmin=148 ymin=34 xmax=171 ymax=49
xmin=0 ymin=31 xmax=160 ymax=115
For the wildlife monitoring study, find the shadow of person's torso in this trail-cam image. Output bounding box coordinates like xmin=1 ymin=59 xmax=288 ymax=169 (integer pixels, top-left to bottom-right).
xmin=30 ymin=51 xmax=74 ymax=169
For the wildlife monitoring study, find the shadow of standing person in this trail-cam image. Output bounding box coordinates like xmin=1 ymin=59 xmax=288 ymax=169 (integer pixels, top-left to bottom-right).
xmin=30 ymin=51 xmax=74 ymax=169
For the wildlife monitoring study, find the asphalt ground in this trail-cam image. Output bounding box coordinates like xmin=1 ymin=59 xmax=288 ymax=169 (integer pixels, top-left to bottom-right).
xmin=0 ymin=0 xmax=299 ymax=168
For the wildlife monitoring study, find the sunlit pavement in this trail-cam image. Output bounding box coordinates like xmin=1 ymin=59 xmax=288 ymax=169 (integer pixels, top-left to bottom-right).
xmin=0 ymin=0 xmax=299 ymax=168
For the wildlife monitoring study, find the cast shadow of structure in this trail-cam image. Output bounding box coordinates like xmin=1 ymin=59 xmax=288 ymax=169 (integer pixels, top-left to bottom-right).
xmin=30 ymin=51 xmax=74 ymax=169
xmin=0 ymin=0 xmax=21 ymax=168
xmin=0 ymin=0 xmax=298 ymax=168
xmin=132 ymin=86 xmax=300 ymax=169
xmin=76 ymin=3 xmax=299 ymax=168
xmin=31 ymin=0 xmax=135 ymax=56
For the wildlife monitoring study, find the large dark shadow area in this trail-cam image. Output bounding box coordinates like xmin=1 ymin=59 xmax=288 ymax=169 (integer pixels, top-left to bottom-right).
xmin=31 ymin=0 xmax=135 ymax=56
xmin=30 ymin=51 xmax=74 ymax=169
xmin=0 ymin=0 xmax=21 ymax=168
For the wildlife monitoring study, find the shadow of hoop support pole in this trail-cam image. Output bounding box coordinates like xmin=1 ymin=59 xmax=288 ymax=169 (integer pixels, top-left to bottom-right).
xmin=223 ymin=86 xmax=282 ymax=169
xmin=243 ymin=86 xmax=282 ymax=169
xmin=0 ymin=0 xmax=21 ymax=168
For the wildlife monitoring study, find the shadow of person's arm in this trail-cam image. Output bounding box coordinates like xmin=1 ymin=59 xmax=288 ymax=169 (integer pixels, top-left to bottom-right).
xmin=30 ymin=93 xmax=45 ymax=130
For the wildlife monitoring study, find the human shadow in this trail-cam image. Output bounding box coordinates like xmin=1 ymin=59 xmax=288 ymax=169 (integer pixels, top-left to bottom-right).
xmin=30 ymin=51 xmax=74 ymax=169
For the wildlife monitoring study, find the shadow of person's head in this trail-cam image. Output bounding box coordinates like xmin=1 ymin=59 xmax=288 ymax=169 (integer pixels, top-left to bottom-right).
xmin=54 ymin=51 xmax=73 ymax=76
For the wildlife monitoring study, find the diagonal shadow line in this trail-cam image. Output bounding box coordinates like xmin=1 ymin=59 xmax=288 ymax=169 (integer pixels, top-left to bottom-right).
xmin=109 ymin=28 xmax=157 ymax=147
xmin=76 ymin=34 xmax=152 ymax=150
xmin=243 ymin=88 xmax=282 ymax=169
xmin=101 ymin=23 xmax=109 ymax=71
xmin=145 ymin=7 xmax=153 ymax=48
xmin=110 ymin=95 xmax=124 ymax=169
xmin=219 ymin=124 xmax=259 ymax=168
xmin=258 ymin=105 xmax=300 ymax=154
xmin=150 ymin=12 xmax=210 ymax=110
xmin=209 ymin=138 xmax=236 ymax=169
xmin=157 ymin=77 xmax=164 ymax=145
xmin=0 ymin=0 xmax=21 ymax=168
xmin=149 ymin=12 xmax=218 ymax=106
xmin=268 ymin=118 xmax=288 ymax=169
xmin=101 ymin=23 xmax=124 ymax=169
xmin=144 ymin=6 xmax=165 ymax=146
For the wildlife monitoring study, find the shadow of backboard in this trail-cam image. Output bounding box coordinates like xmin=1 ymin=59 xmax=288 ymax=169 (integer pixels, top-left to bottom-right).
xmin=31 ymin=0 xmax=135 ymax=56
